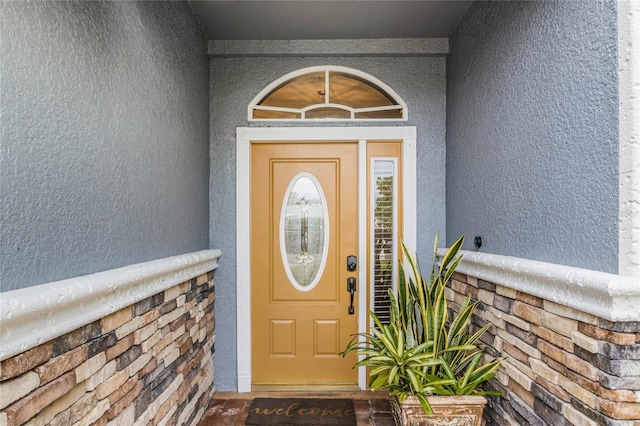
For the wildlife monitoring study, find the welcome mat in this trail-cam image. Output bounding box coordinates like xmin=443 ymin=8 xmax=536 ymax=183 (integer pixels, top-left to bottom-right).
xmin=246 ymin=398 xmax=356 ymax=426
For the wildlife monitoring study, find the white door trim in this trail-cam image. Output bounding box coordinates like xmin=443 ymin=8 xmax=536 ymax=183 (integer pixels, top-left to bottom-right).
xmin=236 ymin=126 xmax=417 ymax=392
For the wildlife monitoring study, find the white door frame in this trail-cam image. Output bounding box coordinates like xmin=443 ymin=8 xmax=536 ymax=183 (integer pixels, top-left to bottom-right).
xmin=236 ymin=126 xmax=417 ymax=392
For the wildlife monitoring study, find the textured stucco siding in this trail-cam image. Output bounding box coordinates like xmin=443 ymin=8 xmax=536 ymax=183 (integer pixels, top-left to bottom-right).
xmin=210 ymin=56 xmax=447 ymax=390
xmin=0 ymin=1 xmax=210 ymax=291
xmin=446 ymin=0 xmax=619 ymax=273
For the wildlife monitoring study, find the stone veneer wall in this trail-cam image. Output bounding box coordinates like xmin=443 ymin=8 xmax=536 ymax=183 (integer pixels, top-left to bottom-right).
xmin=447 ymin=272 xmax=640 ymax=426
xmin=0 ymin=271 xmax=216 ymax=426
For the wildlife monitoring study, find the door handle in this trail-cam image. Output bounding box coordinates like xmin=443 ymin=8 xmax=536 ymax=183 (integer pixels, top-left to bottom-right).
xmin=347 ymin=277 xmax=356 ymax=315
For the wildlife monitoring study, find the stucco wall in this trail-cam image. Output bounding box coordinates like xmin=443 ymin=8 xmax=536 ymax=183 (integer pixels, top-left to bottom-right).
xmin=0 ymin=1 xmax=210 ymax=291
xmin=446 ymin=0 xmax=619 ymax=273
xmin=210 ymin=56 xmax=447 ymax=390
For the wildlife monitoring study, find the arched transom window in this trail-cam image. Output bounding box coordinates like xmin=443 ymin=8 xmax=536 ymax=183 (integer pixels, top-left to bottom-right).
xmin=249 ymin=66 xmax=407 ymax=121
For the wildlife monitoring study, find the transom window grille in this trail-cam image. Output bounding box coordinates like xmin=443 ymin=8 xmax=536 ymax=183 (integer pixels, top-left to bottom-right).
xmin=249 ymin=66 xmax=407 ymax=121
xmin=370 ymin=158 xmax=398 ymax=324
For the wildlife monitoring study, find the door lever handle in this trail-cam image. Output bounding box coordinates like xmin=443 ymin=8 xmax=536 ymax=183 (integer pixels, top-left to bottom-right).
xmin=347 ymin=277 xmax=356 ymax=315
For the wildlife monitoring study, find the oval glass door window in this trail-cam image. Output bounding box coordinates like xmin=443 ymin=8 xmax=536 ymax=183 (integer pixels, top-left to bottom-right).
xmin=280 ymin=172 xmax=329 ymax=291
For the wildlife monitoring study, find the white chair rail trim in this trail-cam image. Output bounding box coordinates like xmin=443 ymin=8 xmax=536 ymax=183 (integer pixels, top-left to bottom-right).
xmin=438 ymin=249 xmax=640 ymax=322
xmin=0 ymin=249 xmax=222 ymax=361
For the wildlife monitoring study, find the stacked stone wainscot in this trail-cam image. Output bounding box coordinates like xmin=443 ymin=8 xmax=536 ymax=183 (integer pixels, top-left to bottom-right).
xmin=0 ymin=250 xmax=220 ymax=426
xmin=445 ymin=262 xmax=640 ymax=426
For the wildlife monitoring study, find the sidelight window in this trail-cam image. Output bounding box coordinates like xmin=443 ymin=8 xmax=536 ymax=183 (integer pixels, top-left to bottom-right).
xmin=370 ymin=159 xmax=398 ymax=324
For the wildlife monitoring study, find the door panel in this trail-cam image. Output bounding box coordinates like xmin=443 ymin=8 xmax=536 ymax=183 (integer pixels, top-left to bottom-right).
xmin=271 ymin=159 xmax=337 ymax=301
xmin=251 ymin=142 xmax=358 ymax=387
xmin=270 ymin=320 xmax=295 ymax=356
xmin=314 ymin=320 xmax=340 ymax=356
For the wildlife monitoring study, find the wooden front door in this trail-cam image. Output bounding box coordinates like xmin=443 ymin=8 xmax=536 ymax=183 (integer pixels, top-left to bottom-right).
xmin=251 ymin=142 xmax=359 ymax=389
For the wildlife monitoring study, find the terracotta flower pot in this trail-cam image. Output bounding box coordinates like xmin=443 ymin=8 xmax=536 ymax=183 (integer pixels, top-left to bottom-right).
xmin=390 ymin=394 xmax=487 ymax=426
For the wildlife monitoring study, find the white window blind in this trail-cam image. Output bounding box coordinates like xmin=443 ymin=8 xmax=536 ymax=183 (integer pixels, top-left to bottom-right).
xmin=371 ymin=159 xmax=397 ymax=324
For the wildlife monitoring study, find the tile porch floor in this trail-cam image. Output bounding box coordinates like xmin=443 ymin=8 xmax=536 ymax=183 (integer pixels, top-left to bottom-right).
xmin=199 ymin=391 xmax=395 ymax=426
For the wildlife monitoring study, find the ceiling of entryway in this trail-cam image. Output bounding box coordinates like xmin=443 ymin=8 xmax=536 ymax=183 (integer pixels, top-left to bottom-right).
xmin=188 ymin=1 xmax=473 ymax=40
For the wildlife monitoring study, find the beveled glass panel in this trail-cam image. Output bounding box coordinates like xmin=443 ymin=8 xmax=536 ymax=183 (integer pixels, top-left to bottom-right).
xmin=355 ymin=109 xmax=403 ymax=119
xmin=259 ymin=72 xmax=325 ymax=109
xmin=305 ymin=107 xmax=351 ymax=119
xmin=281 ymin=173 xmax=328 ymax=290
xmin=253 ymin=109 xmax=301 ymax=119
xmin=329 ymin=72 xmax=396 ymax=109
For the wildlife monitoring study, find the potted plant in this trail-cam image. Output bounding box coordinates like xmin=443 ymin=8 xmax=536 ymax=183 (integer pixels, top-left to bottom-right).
xmin=342 ymin=235 xmax=502 ymax=426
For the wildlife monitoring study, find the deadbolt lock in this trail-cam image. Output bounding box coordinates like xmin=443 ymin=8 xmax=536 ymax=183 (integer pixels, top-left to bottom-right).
xmin=347 ymin=255 xmax=357 ymax=272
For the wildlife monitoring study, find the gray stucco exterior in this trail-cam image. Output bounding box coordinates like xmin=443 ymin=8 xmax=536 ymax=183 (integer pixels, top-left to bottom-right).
xmin=0 ymin=1 xmax=210 ymax=291
xmin=446 ymin=0 xmax=619 ymax=273
xmin=1 ymin=0 xmax=628 ymax=395
xmin=209 ymin=56 xmax=447 ymax=390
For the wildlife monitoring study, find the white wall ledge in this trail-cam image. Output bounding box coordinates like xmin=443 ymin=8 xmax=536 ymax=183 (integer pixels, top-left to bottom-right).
xmin=0 ymin=249 xmax=222 ymax=361
xmin=618 ymin=0 xmax=640 ymax=278
xmin=438 ymin=249 xmax=640 ymax=322
xmin=208 ymin=38 xmax=449 ymax=57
